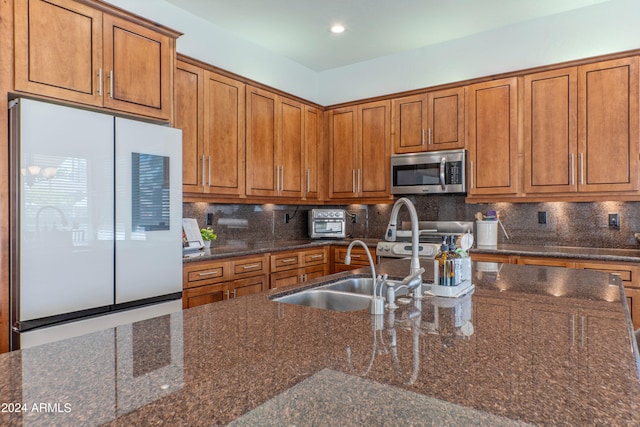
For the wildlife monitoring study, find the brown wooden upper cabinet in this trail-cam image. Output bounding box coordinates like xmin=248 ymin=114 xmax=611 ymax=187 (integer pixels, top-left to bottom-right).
xmin=14 ymin=0 xmax=178 ymax=120
xmin=524 ymin=57 xmax=639 ymax=194
xmin=328 ymin=100 xmax=392 ymax=200
xmin=578 ymin=57 xmax=639 ymax=193
xmin=245 ymin=86 xmax=304 ymax=198
xmin=524 ymin=67 xmax=578 ymax=193
xmin=175 ymin=60 xmax=246 ymax=196
xmin=392 ymin=87 xmax=465 ymax=154
xmin=467 ymin=77 xmax=519 ymax=196
xmin=304 ymin=106 xmax=322 ymax=200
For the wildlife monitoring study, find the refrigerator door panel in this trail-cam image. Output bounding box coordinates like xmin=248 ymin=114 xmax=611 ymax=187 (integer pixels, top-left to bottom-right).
xmin=17 ymin=99 xmax=115 ymax=321
xmin=115 ymin=118 xmax=182 ymax=304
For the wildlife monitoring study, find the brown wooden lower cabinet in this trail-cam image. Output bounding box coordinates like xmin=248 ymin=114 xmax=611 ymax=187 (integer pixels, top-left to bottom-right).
xmin=471 ymin=252 xmax=640 ymax=329
xmin=183 ymin=253 xmax=269 ymax=309
xmin=183 ymin=283 xmax=226 ymax=309
xmin=332 ymin=246 xmax=371 ymax=273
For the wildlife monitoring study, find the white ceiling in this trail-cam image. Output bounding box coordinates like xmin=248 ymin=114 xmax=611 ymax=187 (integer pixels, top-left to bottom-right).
xmin=164 ymin=0 xmax=611 ymax=71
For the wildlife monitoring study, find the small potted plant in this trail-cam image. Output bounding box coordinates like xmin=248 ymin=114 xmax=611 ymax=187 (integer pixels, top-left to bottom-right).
xmin=200 ymin=226 xmax=217 ymax=248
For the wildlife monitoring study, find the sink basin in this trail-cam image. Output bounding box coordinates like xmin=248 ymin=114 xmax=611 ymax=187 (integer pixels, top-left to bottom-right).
xmin=271 ymin=275 xmax=426 ymax=312
xmin=272 ymin=289 xmax=371 ymax=312
xmin=323 ymin=276 xmax=408 ymax=297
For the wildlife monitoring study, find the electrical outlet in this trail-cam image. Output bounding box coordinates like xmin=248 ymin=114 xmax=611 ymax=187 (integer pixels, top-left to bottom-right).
xmin=206 ymin=213 xmax=214 ymax=226
xmin=609 ymin=213 xmax=620 ymax=229
xmin=284 ymin=213 xmax=290 ymax=224
xmin=538 ymin=211 xmax=547 ymax=224
xmin=351 ymin=213 xmax=357 ymax=224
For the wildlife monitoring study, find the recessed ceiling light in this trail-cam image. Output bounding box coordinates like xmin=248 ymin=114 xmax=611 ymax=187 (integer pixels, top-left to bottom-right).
xmin=331 ymin=24 xmax=345 ymax=34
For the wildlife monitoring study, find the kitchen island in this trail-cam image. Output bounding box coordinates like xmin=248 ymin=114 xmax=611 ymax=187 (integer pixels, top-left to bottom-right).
xmin=1 ymin=260 xmax=639 ymax=426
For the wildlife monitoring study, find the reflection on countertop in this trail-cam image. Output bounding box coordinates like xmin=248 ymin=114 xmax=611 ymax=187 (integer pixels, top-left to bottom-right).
xmin=471 ymin=243 xmax=640 ymax=262
xmin=1 ymin=259 xmax=639 ymax=426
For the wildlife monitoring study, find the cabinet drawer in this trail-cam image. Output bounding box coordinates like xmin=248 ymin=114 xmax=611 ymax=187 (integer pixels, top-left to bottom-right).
xmin=184 ymin=261 xmax=229 ymax=288
xmin=575 ymin=262 xmax=638 ymax=285
xmin=232 ymin=255 xmax=268 ymax=278
xmin=303 ymin=249 xmax=327 ymax=266
xmin=271 ymin=253 xmax=302 ymax=272
xmin=334 ymin=246 xmax=370 ymax=265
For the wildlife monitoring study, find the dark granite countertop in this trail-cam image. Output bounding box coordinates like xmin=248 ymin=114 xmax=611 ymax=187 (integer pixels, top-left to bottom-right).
xmin=1 ymin=259 xmax=639 ymax=426
xmin=184 ymin=239 xmax=640 ymax=264
xmin=182 ymin=238 xmax=379 ymax=263
xmin=471 ymin=243 xmax=640 ymax=263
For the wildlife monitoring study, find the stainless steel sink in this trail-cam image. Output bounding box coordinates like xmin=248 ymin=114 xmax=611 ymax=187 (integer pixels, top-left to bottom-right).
xmin=273 ymin=289 xmax=371 ymax=312
xmin=323 ymin=276 xmax=408 ymax=297
xmin=271 ymin=275 xmax=423 ymax=312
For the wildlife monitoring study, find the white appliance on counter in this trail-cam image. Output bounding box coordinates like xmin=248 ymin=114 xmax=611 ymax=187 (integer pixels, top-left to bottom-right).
xmin=376 ymin=221 xmax=474 ymax=261
xmin=9 ymin=98 xmax=183 ymax=350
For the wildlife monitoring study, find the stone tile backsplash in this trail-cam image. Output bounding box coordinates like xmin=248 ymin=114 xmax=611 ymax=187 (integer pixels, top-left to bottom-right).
xmin=184 ymin=197 xmax=640 ymax=249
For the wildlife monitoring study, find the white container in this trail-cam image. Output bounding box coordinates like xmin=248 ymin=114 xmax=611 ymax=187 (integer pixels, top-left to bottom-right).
xmin=476 ymin=220 xmax=498 ymax=247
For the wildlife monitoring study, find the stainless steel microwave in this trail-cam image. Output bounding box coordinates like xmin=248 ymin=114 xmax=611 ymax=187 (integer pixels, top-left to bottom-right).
xmin=391 ymin=149 xmax=466 ymax=194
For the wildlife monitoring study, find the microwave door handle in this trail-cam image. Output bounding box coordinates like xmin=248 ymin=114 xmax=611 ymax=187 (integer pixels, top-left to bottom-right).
xmin=439 ymin=157 xmax=446 ymax=190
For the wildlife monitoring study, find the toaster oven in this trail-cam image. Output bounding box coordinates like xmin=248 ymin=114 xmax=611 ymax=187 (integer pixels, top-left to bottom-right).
xmin=308 ymin=209 xmax=346 ymax=239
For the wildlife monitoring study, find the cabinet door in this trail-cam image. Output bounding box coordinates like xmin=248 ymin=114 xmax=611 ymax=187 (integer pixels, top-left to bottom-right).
xmin=175 ymin=61 xmax=205 ymax=193
xmin=270 ymin=269 xmax=303 ymax=290
xmin=183 ymin=283 xmax=226 ymax=309
xmin=103 ymin=14 xmax=172 ymax=119
xmin=14 ymin=0 xmax=103 ymax=106
xmin=329 ymin=106 xmax=358 ymax=198
xmin=204 ymin=72 xmax=246 ymax=196
xmin=467 ymin=78 xmax=519 ymax=196
xmin=278 ymin=97 xmax=304 ymax=198
xmin=524 ymin=67 xmax=578 ymax=194
xmin=358 ymin=100 xmax=391 ymax=198
xmin=229 ymin=275 xmax=267 ymax=298
xmin=578 ymin=57 xmax=639 ymax=192
xmin=427 ymin=87 xmax=465 ymax=151
xmin=304 ymin=106 xmax=322 ymax=199
xmin=392 ymin=94 xmax=428 ymax=154
xmin=303 ymin=264 xmax=328 ymax=281
xmin=246 ymin=86 xmax=278 ymax=197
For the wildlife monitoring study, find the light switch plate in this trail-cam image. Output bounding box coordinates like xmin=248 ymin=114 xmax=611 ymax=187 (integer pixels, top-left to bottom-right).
xmin=609 ymin=213 xmax=620 ymax=229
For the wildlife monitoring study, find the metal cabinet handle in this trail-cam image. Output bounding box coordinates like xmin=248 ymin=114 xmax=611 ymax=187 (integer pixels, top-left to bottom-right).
xmin=470 ymin=160 xmax=474 ymax=189
xmin=421 ymin=129 xmax=425 ymax=145
xmin=233 ymin=289 xmax=237 ymax=298
xmin=281 ymin=165 xmax=285 ymax=191
xmin=201 ymin=156 xmax=206 ymax=186
xmin=570 ymin=153 xmax=575 ymax=186
xmin=108 ymin=70 xmax=113 ymax=98
xmin=98 ymin=69 xmax=103 ymax=97
xmin=357 ymin=169 xmax=361 ymax=193
xmin=352 ymin=169 xmax=356 ymax=193
xmin=309 ymin=254 xmax=323 ymax=259
xmin=579 ymin=153 xmax=584 ymax=185
xmin=428 ymin=128 xmax=432 ymax=145
xmin=242 ymin=263 xmax=260 ymax=269
xmin=208 ymin=156 xmax=212 ymax=187
xmin=306 ymin=169 xmax=311 ymax=193
xmin=198 ymin=271 xmax=220 ymax=276
xmin=281 ymin=258 xmax=297 ymax=264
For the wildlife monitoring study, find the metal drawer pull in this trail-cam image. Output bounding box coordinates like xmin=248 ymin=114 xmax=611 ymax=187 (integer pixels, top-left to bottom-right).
xmin=242 ymin=264 xmax=260 ymax=269
xmin=198 ymin=271 xmax=221 ymax=276
xmin=309 ymin=255 xmax=323 ymax=259
xmin=281 ymin=258 xmax=297 ymax=263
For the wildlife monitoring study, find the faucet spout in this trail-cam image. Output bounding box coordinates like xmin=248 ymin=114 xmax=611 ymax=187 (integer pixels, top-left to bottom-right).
xmin=385 ymin=197 xmax=422 ymax=298
xmin=385 ymin=197 xmax=421 ymax=274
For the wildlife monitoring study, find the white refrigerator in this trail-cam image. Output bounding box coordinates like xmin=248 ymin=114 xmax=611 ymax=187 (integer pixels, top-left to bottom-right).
xmin=9 ymin=98 xmax=183 ymax=350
